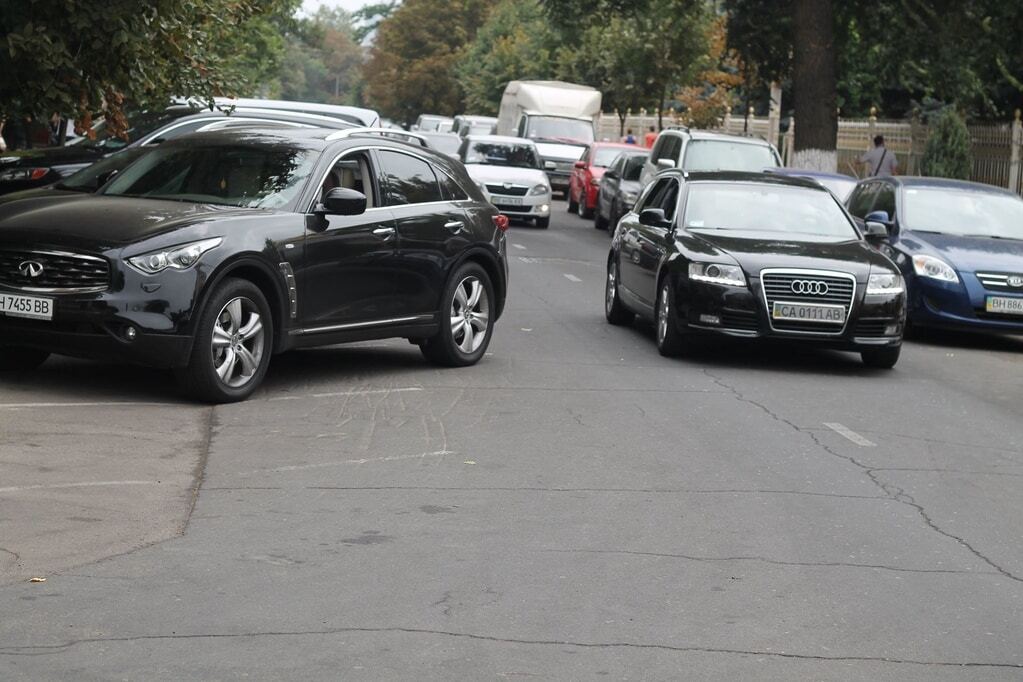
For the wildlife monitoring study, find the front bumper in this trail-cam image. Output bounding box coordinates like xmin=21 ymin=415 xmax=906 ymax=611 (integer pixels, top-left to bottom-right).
xmin=674 ymin=278 xmax=905 ymax=351
xmin=908 ymin=274 xmax=1023 ymax=334
xmin=489 ymin=191 xmax=551 ymax=219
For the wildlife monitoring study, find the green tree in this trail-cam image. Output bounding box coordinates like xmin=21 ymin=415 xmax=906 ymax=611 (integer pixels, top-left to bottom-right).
xmin=0 ymin=0 xmax=299 ymax=137
xmin=456 ymin=0 xmax=558 ymax=115
xmin=363 ymin=0 xmax=495 ymax=126
xmin=276 ymin=8 xmax=365 ymax=105
xmin=921 ymin=109 xmax=972 ymax=179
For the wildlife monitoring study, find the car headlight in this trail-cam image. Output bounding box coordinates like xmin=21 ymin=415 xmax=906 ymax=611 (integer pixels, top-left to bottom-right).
xmin=689 ymin=262 xmax=746 ymax=287
xmin=866 ymin=269 xmax=905 ymax=295
xmin=0 ymin=167 xmax=50 ymax=182
xmin=528 ymin=183 xmax=549 ymax=196
xmin=912 ymin=255 xmax=959 ymax=283
xmin=127 ymin=238 xmax=223 ymax=275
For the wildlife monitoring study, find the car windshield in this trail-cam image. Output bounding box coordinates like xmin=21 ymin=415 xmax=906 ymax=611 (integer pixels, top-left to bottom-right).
xmin=464 ymin=142 xmax=539 ymax=169
xmin=56 ymin=148 xmax=150 ymax=192
xmin=683 ymin=183 xmax=859 ymax=239
xmin=814 ymin=177 xmax=857 ymax=201
xmin=622 ymin=155 xmax=648 ymax=181
xmin=466 ymin=122 xmax=495 ymax=135
xmin=902 ymin=187 xmax=1023 ymax=239
xmin=422 ymin=133 xmax=460 ymax=155
xmin=593 ymin=147 xmax=630 ymax=167
xmin=682 ymin=140 xmax=777 ymax=172
xmin=526 ymin=117 xmax=594 ymax=142
xmin=101 ymin=143 xmax=317 ymax=209
xmin=68 ymin=109 xmax=192 ymax=151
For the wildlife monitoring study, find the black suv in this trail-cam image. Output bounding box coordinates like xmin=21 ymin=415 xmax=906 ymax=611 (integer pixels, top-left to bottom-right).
xmin=0 ymin=128 xmax=509 ymax=401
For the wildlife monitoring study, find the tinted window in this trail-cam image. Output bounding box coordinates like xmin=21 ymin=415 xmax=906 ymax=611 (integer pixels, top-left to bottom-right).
xmin=438 ymin=170 xmax=468 ymax=201
xmin=658 ymin=136 xmax=681 ymax=162
xmin=847 ymin=183 xmax=878 ymax=218
xmin=378 ymin=150 xmax=443 ymax=205
xmin=623 ymin=155 xmax=647 ymax=181
xmin=463 ymin=141 xmax=540 ymax=169
xmin=638 ymin=178 xmax=675 ymax=215
xmin=655 ymin=180 xmax=680 ymax=222
xmin=873 ymin=184 xmax=896 ymax=219
xmin=681 ymin=140 xmax=777 ymax=172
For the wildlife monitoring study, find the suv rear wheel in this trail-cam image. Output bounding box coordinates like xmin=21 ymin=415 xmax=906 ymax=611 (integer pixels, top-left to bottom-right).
xmin=420 ymin=263 xmax=495 ymax=367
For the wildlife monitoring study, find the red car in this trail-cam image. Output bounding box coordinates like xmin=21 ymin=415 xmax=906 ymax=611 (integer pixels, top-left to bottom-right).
xmin=568 ymin=142 xmax=639 ymax=219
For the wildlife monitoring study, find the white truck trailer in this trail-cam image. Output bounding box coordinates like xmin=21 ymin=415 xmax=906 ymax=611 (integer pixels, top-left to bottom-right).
xmin=496 ymin=81 xmax=602 ymax=196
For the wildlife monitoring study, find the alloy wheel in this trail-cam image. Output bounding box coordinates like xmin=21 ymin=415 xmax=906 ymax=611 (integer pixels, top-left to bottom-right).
xmin=211 ymin=297 xmax=265 ymax=388
xmin=606 ymin=263 xmax=617 ymax=314
xmin=450 ymin=276 xmax=490 ymax=354
xmin=658 ymin=285 xmax=670 ymax=343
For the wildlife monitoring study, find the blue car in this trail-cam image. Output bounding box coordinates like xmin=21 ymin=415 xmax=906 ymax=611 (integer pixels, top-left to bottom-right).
xmin=846 ymin=176 xmax=1023 ymax=333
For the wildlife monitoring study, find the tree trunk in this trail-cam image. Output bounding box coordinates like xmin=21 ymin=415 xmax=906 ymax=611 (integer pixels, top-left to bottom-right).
xmin=791 ymin=0 xmax=837 ymax=171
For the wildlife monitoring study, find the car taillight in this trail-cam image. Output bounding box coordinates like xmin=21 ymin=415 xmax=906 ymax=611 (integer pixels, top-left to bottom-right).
xmin=29 ymin=168 xmax=49 ymax=180
xmin=493 ymin=214 xmax=509 ymax=232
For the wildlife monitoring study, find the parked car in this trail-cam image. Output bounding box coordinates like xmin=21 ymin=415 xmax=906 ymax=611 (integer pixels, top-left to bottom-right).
xmin=595 ymin=150 xmax=650 ymax=231
xmin=414 ymin=115 xmax=454 ymax=133
xmin=846 ymin=176 xmax=1023 ymax=335
xmin=452 ymin=115 xmax=498 ymax=138
xmin=606 ymin=171 xmax=906 ymax=367
xmin=0 ymin=100 xmax=364 ymax=195
xmin=419 ymin=131 xmax=462 ymax=159
xmin=459 ymin=135 xmax=551 ymax=229
xmin=568 ymin=142 xmax=638 ymax=218
xmin=639 ymin=128 xmax=781 ymax=187
xmin=768 ymin=167 xmax=857 ymax=201
xmin=0 ymin=128 xmax=509 ymax=402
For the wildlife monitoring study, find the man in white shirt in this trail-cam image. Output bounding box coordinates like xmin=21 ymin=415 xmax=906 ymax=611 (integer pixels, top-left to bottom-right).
xmin=859 ymin=135 xmax=898 ymax=176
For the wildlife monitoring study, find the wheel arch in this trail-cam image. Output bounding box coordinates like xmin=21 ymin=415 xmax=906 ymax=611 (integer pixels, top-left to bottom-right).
xmin=195 ymin=255 xmax=290 ymax=353
xmin=452 ymin=246 xmax=507 ymax=320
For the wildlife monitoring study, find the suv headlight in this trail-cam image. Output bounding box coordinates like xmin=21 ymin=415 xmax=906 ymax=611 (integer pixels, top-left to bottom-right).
xmin=912 ymin=255 xmax=959 ymax=283
xmin=866 ymin=269 xmax=905 ymax=295
xmin=689 ymin=262 xmax=746 ymax=287
xmin=127 ymin=238 xmax=223 ymax=275
xmin=528 ymin=183 xmax=549 ymax=196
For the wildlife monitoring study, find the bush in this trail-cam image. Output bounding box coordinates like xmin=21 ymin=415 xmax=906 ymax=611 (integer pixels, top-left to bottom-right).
xmin=921 ymin=109 xmax=972 ymax=179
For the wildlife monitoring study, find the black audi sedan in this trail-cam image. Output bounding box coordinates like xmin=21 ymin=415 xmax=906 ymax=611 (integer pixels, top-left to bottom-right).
xmin=605 ymin=171 xmax=906 ymax=367
xmin=0 ymin=128 xmax=509 ymax=401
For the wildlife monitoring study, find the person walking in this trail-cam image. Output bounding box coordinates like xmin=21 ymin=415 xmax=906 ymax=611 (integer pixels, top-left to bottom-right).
xmin=644 ymin=125 xmax=657 ymax=148
xmin=859 ymin=135 xmax=898 ymax=177
xmin=622 ymin=128 xmax=636 ymax=145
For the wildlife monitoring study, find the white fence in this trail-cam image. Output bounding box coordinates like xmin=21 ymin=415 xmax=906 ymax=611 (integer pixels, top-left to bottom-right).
xmin=597 ymin=109 xmax=1023 ymax=197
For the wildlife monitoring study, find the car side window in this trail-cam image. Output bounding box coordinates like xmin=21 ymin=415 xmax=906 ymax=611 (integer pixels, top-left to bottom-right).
xmin=637 ymin=178 xmax=672 ymax=212
xmin=657 ymin=179 xmax=681 ymax=222
xmin=873 ymin=183 xmax=896 ymax=220
xmin=847 ymin=183 xmax=878 ymax=218
xmin=437 ymin=169 xmax=469 ymax=201
xmin=650 ymin=137 xmax=667 ymax=161
xmin=377 ymin=150 xmax=443 ymax=205
xmin=662 ymin=136 xmax=682 ymax=163
xmin=316 ymin=151 xmax=377 ymax=209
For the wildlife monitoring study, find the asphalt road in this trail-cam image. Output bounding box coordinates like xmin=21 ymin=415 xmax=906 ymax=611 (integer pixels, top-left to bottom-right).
xmin=2 ymin=202 xmax=1022 ymax=680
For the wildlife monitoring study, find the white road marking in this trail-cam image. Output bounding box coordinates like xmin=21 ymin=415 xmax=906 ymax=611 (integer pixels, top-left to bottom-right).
xmin=243 ymin=450 xmax=453 ymax=475
xmin=563 ymin=274 xmax=582 ymax=283
xmin=824 ymin=422 xmax=876 ymax=447
xmin=512 ymin=243 xmax=526 ymax=250
xmin=0 ymin=480 xmax=163 ymax=494
xmin=268 ymin=387 xmax=423 ymax=402
xmin=0 ymin=401 xmax=177 ymax=410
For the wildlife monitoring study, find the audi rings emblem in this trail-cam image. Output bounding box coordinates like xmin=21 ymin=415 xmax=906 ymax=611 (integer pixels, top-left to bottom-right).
xmin=791 ymin=279 xmax=829 ymax=296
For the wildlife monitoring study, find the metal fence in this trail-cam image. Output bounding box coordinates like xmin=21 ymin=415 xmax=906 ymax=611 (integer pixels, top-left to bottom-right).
xmin=598 ymin=109 xmax=1023 ymax=196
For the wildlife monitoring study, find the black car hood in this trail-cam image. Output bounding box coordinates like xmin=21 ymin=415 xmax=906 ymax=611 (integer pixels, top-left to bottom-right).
xmin=0 ymin=196 xmax=256 ymax=251
xmin=685 ymin=229 xmax=892 ymax=280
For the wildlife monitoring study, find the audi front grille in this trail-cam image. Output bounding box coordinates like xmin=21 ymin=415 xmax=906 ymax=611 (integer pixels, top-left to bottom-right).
xmin=760 ymin=269 xmax=856 ymax=334
xmin=0 ymin=249 xmax=110 ymax=292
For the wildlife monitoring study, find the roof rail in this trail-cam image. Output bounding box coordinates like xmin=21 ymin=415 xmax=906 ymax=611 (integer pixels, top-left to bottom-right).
xmin=325 ymin=127 xmax=429 ymax=147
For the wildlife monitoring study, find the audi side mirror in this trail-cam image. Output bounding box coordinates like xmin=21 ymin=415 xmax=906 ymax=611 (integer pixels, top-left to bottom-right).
xmin=317 ymin=187 xmax=366 ymax=216
xmin=639 ymin=208 xmax=670 ymax=227
xmin=863 ymin=221 xmax=889 ymax=244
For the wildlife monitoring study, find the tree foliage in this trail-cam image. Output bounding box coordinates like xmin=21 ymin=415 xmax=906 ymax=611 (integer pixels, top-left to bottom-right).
xmin=363 ymin=0 xmax=495 ymax=125
xmin=921 ymin=109 xmax=972 ymax=179
xmin=677 ymin=17 xmax=743 ymax=129
xmin=0 ymin=0 xmax=300 ymax=135
xmin=276 ymin=8 xmax=365 ymax=105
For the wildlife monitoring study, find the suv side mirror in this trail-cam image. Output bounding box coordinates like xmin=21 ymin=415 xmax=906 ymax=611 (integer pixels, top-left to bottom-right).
xmin=317 ymin=187 xmax=366 ymax=216
xmin=656 ymin=158 xmax=675 ymax=171
xmin=864 ymin=210 xmax=892 ymax=227
xmin=639 ymin=208 xmax=670 ymax=227
xmin=863 ymin=221 xmax=889 ymax=243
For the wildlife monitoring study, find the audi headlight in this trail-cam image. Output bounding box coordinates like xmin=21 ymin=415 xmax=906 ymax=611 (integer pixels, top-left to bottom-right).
xmin=528 ymin=183 xmax=549 ymax=196
xmin=689 ymin=262 xmax=746 ymax=287
xmin=867 ymin=269 xmax=905 ymax=295
xmin=912 ymin=255 xmax=959 ymax=283
xmin=0 ymin=167 xmax=50 ymax=182
xmin=127 ymin=238 xmax=223 ymax=275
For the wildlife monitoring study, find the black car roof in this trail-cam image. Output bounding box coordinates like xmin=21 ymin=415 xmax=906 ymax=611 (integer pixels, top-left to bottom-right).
xmin=673 ymin=170 xmax=830 ymax=191
xmin=165 ymin=127 xmax=445 ymax=155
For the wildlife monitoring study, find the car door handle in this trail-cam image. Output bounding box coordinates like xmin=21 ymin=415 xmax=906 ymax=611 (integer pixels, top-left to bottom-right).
xmin=444 ymin=220 xmax=464 ymax=231
xmin=372 ymin=226 xmax=395 ymax=238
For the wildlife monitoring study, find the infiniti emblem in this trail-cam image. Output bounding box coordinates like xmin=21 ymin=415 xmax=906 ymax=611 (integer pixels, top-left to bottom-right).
xmin=18 ymin=261 xmax=44 ymax=278
xmin=791 ymin=279 xmax=829 ymax=296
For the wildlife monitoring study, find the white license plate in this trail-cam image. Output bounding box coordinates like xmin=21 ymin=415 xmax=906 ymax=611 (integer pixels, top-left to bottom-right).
xmin=986 ymin=296 xmax=1023 ymax=316
xmin=496 ymin=196 xmax=523 ymax=206
xmin=772 ymin=301 xmax=845 ymax=324
xmin=0 ymin=293 xmax=53 ymax=320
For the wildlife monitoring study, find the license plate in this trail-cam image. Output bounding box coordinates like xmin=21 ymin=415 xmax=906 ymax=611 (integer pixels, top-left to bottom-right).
xmin=986 ymin=296 xmax=1023 ymax=316
xmin=772 ymin=301 xmax=845 ymax=324
xmin=0 ymin=293 xmax=53 ymax=320
xmin=496 ymin=196 xmax=523 ymax=206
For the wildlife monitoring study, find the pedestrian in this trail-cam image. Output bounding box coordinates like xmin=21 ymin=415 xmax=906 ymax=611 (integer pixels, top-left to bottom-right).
xmin=623 ymin=128 xmax=636 ymax=145
xmin=644 ymin=125 xmax=657 ymax=148
xmin=859 ymin=135 xmax=898 ymax=177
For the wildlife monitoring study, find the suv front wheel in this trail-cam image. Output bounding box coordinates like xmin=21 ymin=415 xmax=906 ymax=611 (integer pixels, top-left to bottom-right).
xmin=420 ymin=263 xmax=495 ymax=367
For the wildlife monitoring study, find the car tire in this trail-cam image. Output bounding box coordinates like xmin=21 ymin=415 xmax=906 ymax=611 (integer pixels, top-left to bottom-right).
xmin=578 ymin=193 xmax=593 ymax=219
xmin=567 ymin=190 xmax=578 ymax=214
xmin=605 ymin=257 xmax=634 ymax=325
xmin=594 ymin=202 xmax=609 ymax=230
xmin=420 ymin=262 xmax=495 ymax=367
xmin=535 ymin=217 xmax=550 ymax=229
xmin=176 ymin=278 xmax=274 ymax=403
xmin=656 ymin=281 xmax=687 ymax=357
xmin=861 ymin=346 xmax=900 ymax=369
xmin=0 ymin=346 xmax=49 ymax=371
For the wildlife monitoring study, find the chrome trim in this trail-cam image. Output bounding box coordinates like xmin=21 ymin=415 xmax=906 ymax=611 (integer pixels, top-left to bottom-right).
xmin=326 ymin=127 xmax=429 ymax=147
xmin=278 ymin=262 xmax=298 ymax=319
xmin=0 ymin=249 xmax=108 ymax=293
xmin=372 ymin=227 xmax=396 ymax=236
xmin=759 ymin=267 xmax=856 ymax=336
xmin=3 ymin=249 xmax=105 ymax=263
xmin=292 ymin=314 xmax=434 ymax=336
xmin=444 ymin=221 xmax=464 ymax=229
